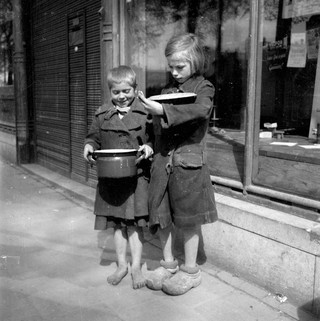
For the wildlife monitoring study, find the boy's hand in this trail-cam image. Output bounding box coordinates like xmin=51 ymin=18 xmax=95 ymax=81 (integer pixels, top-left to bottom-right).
xmin=138 ymin=91 xmax=164 ymax=116
xmin=136 ymin=144 xmax=154 ymax=164
xmin=83 ymin=144 xmax=95 ymax=163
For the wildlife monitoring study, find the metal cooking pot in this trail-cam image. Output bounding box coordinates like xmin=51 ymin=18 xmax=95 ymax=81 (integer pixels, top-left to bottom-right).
xmin=92 ymin=149 xmax=138 ymax=178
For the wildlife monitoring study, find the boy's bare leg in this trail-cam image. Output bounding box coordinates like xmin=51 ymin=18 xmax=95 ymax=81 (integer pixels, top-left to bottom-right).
xmin=128 ymin=226 xmax=146 ymax=289
xmin=107 ymin=227 xmax=128 ymax=285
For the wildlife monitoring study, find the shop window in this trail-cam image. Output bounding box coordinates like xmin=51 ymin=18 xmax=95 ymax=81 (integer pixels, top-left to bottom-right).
xmin=0 ymin=0 xmax=14 ymax=87
xmin=254 ymin=0 xmax=320 ymax=200
xmin=0 ymin=0 xmax=15 ymax=129
xmin=125 ymin=0 xmax=250 ymax=182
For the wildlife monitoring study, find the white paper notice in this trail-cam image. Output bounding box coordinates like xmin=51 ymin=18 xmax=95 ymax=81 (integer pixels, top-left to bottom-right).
xmin=307 ymin=28 xmax=320 ymax=60
xmin=299 ymin=144 xmax=320 ymax=149
xmin=287 ymin=22 xmax=307 ymax=68
xmin=292 ymin=0 xmax=320 ymax=17
xmin=270 ymin=142 xmax=297 ymax=146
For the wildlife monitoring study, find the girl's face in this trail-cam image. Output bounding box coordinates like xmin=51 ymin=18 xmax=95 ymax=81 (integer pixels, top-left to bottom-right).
xmin=110 ymin=81 xmax=136 ymax=108
xmin=167 ymin=53 xmax=192 ymax=84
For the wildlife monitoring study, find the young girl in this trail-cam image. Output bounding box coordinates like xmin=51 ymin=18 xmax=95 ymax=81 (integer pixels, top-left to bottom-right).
xmin=138 ymin=33 xmax=217 ymax=295
xmin=84 ymin=65 xmax=153 ymax=289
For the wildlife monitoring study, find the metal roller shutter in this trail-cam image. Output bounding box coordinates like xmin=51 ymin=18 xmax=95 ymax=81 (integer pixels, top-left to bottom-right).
xmin=84 ymin=4 xmax=102 ymax=185
xmin=31 ymin=0 xmax=101 ymax=182
xmin=32 ymin=2 xmax=69 ymax=174
xmin=68 ymin=12 xmax=87 ymax=181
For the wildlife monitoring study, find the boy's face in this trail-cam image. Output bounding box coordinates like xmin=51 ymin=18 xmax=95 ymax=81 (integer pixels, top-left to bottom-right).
xmin=110 ymin=81 xmax=136 ymax=108
xmin=167 ymin=53 xmax=192 ymax=84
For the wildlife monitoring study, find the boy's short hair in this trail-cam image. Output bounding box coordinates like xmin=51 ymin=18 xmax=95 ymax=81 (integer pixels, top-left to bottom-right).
xmin=165 ymin=33 xmax=206 ymax=75
xmin=107 ymin=65 xmax=137 ymax=89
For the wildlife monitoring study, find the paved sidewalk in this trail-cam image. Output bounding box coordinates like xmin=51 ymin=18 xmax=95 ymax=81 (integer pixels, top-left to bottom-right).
xmin=0 ymin=159 xmax=317 ymax=321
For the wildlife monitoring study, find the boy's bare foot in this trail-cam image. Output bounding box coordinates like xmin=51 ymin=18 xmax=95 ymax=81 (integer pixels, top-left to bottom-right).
xmin=107 ymin=265 xmax=128 ymax=285
xmin=131 ymin=267 xmax=146 ymax=289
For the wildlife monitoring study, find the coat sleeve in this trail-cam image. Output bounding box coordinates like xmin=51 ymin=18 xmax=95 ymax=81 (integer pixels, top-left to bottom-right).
xmin=160 ymin=80 xmax=215 ymax=129
xmin=84 ymin=114 xmax=101 ymax=150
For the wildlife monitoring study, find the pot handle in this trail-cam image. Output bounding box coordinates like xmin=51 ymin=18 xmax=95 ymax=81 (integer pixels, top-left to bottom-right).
xmin=135 ymin=152 xmax=145 ymax=165
xmin=87 ymin=152 xmax=97 ymax=168
xmin=90 ymin=151 xmax=98 ymax=161
xmin=135 ymin=151 xmax=153 ymax=165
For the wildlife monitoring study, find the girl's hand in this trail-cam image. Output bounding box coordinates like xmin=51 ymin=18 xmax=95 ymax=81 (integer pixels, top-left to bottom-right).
xmin=138 ymin=91 xmax=164 ymax=116
xmin=136 ymin=144 xmax=154 ymax=164
xmin=83 ymin=144 xmax=95 ymax=163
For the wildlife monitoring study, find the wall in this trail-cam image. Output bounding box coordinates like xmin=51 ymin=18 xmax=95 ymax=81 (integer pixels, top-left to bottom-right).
xmin=201 ymin=193 xmax=320 ymax=317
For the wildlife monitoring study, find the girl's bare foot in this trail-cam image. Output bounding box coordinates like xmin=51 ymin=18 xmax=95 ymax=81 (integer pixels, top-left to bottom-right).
xmin=107 ymin=265 xmax=128 ymax=285
xmin=131 ymin=266 xmax=146 ymax=289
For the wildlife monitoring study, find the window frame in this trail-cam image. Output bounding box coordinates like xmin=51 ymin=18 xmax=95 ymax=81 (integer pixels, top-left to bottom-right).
xmin=114 ymin=0 xmax=320 ymax=214
xmin=210 ymin=0 xmax=320 ymax=213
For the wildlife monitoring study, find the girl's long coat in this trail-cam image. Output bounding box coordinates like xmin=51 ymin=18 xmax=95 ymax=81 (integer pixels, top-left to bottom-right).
xmin=84 ymin=99 xmax=153 ymax=219
xmin=149 ymin=75 xmax=218 ymax=227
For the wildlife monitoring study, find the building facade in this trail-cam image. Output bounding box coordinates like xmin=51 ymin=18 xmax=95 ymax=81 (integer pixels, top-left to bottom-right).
xmin=1 ymin=0 xmax=320 ymax=316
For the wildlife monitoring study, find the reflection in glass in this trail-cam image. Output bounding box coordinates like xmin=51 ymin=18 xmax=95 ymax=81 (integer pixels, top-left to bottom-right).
xmin=255 ymin=0 xmax=320 ymax=201
xmin=125 ymin=0 xmax=250 ymax=182
xmin=260 ymin=0 xmax=320 ymax=140
xmin=126 ymin=0 xmax=249 ymax=131
xmin=0 ymin=0 xmax=14 ymax=86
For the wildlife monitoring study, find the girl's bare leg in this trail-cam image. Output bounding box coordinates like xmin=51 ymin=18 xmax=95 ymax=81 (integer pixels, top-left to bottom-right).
xmin=128 ymin=226 xmax=146 ymax=289
xmin=146 ymin=224 xmax=178 ymax=290
xmin=183 ymin=225 xmax=200 ymax=268
xmin=158 ymin=223 xmax=175 ymax=263
xmin=161 ymin=225 xmax=201 ymax=295
xmin=107 ymin=227 xmax=128 ymax=285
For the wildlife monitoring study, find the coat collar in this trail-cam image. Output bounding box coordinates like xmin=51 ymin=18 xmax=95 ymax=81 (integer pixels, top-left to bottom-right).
xmin=95 ymin=98 xmax=147 ymax=117
xmin=162 ymin=75 xmax=205 ymax=94
xmin=97 ymin=98 xmax=148 ymax=132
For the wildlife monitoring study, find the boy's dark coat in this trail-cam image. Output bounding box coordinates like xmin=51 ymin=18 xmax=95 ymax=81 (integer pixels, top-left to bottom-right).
xmin=85 ymin=98 xmax=153 ymax=218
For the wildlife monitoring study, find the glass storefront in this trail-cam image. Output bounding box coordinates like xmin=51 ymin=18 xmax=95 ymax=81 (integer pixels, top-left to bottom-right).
xmin=125 ymin=0 xmax=250 ymax=182
xmin=260 ymin=0 xmax=320 ymax=138
xmin=3 ymin=0 xmax=316 ymax=214
xmin=122 ymin=0 xmax=320 ymax=209
xmin=0 ymin=0 xmax=14 ymax=132
xmin=254 ymin=0 xmax=320 ymax=201
xmin=125 ymin=0 xmax=220 ymax=95
xmin=0 ymin=0 xmax=13 ymax=87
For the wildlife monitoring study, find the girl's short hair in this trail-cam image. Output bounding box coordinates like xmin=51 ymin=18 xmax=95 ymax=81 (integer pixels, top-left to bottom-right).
xmin=165 ymin=33 xmax=206 ymax=76
xmin=107 ymin=65 xmax=137 ymax=89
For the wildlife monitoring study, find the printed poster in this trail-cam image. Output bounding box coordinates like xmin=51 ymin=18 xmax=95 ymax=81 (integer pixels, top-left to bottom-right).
xmin=284 ymin=0 xmax=320 ymax=18
xmin=266 ymin=38 xmax=288 ymax=71
xmin=292 ymin=0 xmax=320 ymax=17
xmin=307 ymin=28 xmax=320 ymax=60
xmin=308 ymin=41 xmax=320 ymax=138
xmin=287 ymin=22 xmax=307 ymax=68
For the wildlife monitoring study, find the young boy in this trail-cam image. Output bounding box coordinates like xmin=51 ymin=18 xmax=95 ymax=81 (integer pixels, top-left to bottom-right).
xmin=83 ymin=65 xmax=153 ymax=289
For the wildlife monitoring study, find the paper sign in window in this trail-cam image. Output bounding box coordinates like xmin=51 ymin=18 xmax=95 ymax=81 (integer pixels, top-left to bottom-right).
xmin=287 ymin=22 xmax=307 ymax=68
